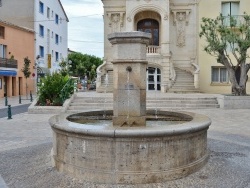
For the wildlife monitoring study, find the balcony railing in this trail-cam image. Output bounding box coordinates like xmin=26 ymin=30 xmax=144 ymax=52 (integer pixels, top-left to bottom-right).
xmin=0 ymin=58 xmax=18 ymax=68
xmin=147 ymin=45 xmax=161 ymax=54
xmin=222 ymin=15 xmax=249 ymax=27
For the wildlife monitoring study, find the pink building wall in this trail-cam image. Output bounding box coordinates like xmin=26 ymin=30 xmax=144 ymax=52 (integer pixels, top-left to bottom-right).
xmin=0 ymin=22 xmax=35 ymax=98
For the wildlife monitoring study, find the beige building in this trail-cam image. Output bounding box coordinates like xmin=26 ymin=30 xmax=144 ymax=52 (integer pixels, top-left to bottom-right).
xmin=97 ymin=0 xmax=250 ymax=94
xmin=199 ymin=0 xmax=250 ymax=94
xmin=0 ymin=20 xmax=35 ymax=98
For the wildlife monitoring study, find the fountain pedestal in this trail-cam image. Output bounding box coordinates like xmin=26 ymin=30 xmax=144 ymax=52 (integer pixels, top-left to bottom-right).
xmin=108 ymin=32 xmax=151 ymax=127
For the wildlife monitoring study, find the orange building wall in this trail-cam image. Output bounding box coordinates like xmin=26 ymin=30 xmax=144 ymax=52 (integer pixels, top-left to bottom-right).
xmin=0 ymin=23 xmax=35 ymax=98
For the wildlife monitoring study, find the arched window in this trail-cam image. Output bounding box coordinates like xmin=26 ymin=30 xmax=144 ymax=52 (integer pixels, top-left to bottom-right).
xmin=137 ymin=19 xmax=159 ymax=46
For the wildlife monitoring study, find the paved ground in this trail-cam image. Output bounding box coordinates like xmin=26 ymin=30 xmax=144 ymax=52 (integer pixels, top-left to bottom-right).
xmin=0 ymin=95 xmax=34 ymax=110
xmin=0 ymin=92 xmax=250 ymax=188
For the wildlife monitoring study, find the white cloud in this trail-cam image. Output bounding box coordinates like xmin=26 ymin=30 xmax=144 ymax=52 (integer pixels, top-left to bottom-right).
xmin=61 ymin=0 xmax=104 ymax=58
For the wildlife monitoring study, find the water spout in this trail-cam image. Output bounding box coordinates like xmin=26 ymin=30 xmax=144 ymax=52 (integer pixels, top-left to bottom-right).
xmin=126 ymin=66 xmax=132 ymax=72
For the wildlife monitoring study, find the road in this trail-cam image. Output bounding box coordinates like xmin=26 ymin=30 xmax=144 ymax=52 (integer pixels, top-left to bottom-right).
xmin=0 ymin=104 xmax=30 ymax=118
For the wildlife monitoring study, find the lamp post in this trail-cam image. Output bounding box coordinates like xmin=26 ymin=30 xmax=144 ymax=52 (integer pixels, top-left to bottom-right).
xmin=68 ymin=60 xmax=72 ymax=76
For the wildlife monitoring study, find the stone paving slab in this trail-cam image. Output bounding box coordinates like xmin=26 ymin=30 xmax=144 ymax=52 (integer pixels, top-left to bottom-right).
xmin=0 ymin=108 xmax=250 ymax=187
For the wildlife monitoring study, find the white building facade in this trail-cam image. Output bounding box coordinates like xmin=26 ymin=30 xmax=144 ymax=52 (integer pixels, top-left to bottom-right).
xmin=98 ymin=0 xmax=250 ymax=94
xmin=0 ymin=0 xmax=69 ymax=73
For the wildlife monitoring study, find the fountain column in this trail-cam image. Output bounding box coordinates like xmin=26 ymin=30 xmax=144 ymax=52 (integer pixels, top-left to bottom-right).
xmin=108 ymin=32 xmax=151 ymax=127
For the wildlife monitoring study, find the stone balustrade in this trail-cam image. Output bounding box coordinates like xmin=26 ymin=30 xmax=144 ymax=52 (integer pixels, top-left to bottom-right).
xmin=147 ymin=45 xmax=161 ymax=54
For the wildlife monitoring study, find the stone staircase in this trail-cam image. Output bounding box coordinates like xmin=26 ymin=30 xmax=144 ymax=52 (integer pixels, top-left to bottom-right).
xmin=168 ymin=67 xmax=200 ymax=93
xmin=67 ymin=93 xmax=220 ymax=113
xmin=96 ymin=71 xmax=114 ymax=93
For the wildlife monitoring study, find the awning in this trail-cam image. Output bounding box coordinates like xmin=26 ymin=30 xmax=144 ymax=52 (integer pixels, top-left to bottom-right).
xmin=0 ymin=70 xmax=17 ymax=76
xmin=37 ymin=66 xmax=50 ymax=75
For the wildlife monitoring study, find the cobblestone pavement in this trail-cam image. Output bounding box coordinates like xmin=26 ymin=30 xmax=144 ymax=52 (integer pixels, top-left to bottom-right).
xmin=0 ymin=107 xmax=250 ymax=187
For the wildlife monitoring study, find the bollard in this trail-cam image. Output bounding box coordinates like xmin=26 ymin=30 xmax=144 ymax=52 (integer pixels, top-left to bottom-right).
xmin=5 ymin=96 xmax=8 ymax=106
xmin=19 ymin=95 xmax=22 ymax=104
xmin=30 ymin=91 xmax=33 ymax=102
xmin=7 ymin=105 xmax=12 ymax=119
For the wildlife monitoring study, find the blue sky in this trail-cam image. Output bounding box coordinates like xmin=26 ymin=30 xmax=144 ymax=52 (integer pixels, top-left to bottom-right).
xmin=60 ymin=0 xmax=104 ymax=58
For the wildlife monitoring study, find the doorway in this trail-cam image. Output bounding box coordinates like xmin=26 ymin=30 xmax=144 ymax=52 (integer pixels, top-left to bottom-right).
xmin=137 ymin=19 xmax=159 ymax=46
xmin=18 ymin=77 xmax=23 ymax=95
xmin=3 ymin=76 xmax=7 ymax=97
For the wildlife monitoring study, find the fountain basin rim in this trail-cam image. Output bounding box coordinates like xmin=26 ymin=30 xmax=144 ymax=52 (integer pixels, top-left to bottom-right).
xmin=49 ymin=110 xmax=211 ymax=138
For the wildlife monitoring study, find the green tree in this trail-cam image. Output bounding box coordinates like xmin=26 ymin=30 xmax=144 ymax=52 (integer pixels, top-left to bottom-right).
xmin=200 ymin=13 xmax=250 ymax=96
xmin=68 ymin=52 xmax=102 ymax=80
xmin=21 ymin=57 xmax=31 ymax=98
xmin=59 ymin=58 xmax=71 ymax=77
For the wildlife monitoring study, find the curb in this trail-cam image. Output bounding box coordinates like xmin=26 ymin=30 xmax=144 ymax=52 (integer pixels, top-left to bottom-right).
xmin=28 ymin=94 xmax=76 ymax=114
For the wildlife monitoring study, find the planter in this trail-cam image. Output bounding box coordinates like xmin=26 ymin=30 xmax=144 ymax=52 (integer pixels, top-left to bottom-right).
xmin=28 ymin=94 xmax=76 ymax=114
xmin=217 ymin=94 xmax=250 ymax=109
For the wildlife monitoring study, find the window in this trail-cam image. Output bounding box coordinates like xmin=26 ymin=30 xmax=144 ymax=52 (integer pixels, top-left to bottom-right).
xmin=39 ymin=46 xmax=44 ymax=58
xmin=51 ymin=50 xmax=54 ymax=57
xmin=212 ymin=67 xmax=229 ymax=83
xmin=60 ymin=17 xmax=62 ymax=24
xmin=39 ymin=1 xmax=44 ymax=14
xmin=51 ymin=31 xmax=53 ymax=38
xmin=60 ymin=36 xmax=62 ymax=43
xmin=39 ymin=25 xmax=44 ymax=37
xmin=137 ymin=19 xmax=159 ymax=46
xmin=52 ymin=11 xmax=54 ymax=18
xmin=222 ymin=2 xmax=239 ymax=16
xmin=221 ymin=2 xmax=240 ymax=27
xmin=0 ymin=44 xmax=7 ymax=58
xmin=0 ymin=0 xmax=2 ymax=7
xmin=47 ymin=7 xmax=50 ymax=18
xmin=55 ymin=34 xmax=59 ymax=44
xmin=55 ymin=14 xmax=59 ymax=24
xmin=0 ymin=26 xmax=4 ymax=39
xmin=55 ymin=51 xmax=59 ymax=61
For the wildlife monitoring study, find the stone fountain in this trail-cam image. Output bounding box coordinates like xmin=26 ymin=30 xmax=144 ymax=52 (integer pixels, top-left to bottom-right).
xmin=49 ymin=31 xmax=211 ymax=185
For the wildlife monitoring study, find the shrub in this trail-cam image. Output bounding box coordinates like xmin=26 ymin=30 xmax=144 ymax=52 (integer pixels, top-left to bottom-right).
xmin=37 ymin=73 xmax=74 ymax=106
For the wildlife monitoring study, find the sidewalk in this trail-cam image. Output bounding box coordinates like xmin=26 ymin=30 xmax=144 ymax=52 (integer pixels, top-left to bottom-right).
xmin=0 ymin=95 xmax=36 ymax=110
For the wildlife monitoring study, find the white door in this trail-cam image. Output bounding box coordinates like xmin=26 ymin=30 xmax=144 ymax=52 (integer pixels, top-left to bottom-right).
xmin=147 ymin=67 xmax=161 ymax=91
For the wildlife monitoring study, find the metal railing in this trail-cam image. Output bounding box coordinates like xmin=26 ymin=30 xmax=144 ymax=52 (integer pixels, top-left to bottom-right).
xmin=221 ymin=15 xmax=248 ymax=27
xmin=0 ymin=58 xmax=18 ymax=68
xmin=60 ymin=77 xmax=76 ymax=104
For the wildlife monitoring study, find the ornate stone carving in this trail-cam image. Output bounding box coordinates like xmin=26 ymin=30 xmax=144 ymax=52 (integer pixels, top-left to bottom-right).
xmin=176 ymin=12 xmax=186 ymax=47
xmin=107 ymin=12 xmax=125 ymax=32
xmin=171 ymin=9 xmax=191 ymax=47
xmin=172 ymin=9 xmax=191 ymax=26
xmin=164 ymin=13 xmax=168 ymax=20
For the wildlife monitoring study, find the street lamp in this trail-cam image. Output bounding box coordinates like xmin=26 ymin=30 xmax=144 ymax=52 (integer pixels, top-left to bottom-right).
xmin=67 ymin=60 xmax=72 ymax=76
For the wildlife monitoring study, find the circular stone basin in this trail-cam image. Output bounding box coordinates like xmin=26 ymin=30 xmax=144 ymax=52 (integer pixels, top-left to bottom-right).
xmin=49 ymin=110 xmax=211 ymax=185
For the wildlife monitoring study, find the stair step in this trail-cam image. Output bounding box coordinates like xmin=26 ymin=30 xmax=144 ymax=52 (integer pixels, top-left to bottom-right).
xmin=170 ymin=67 xmax=199 ymax=93
xmin=68 ymin=94 xmax=219 ymax=113
xmin=67 ymin=104 xmax=219 ymax=111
